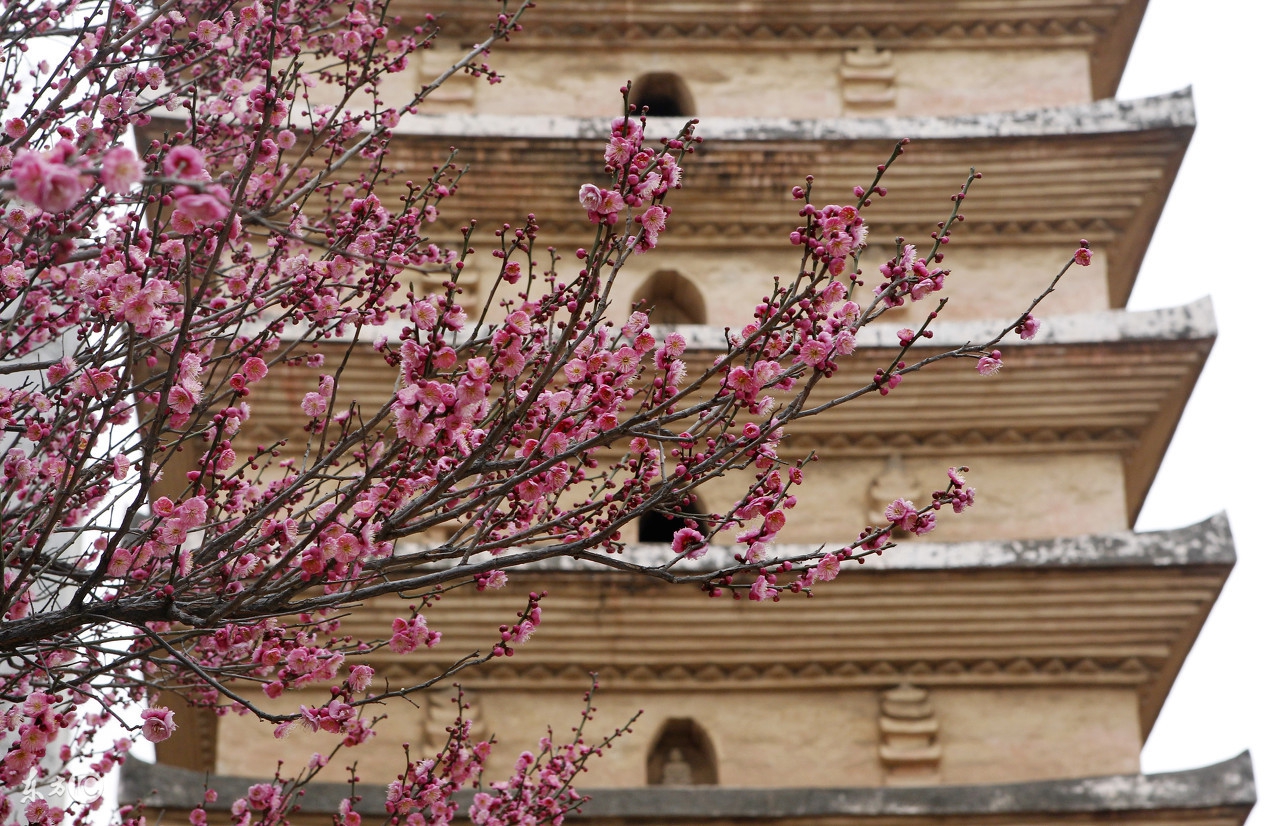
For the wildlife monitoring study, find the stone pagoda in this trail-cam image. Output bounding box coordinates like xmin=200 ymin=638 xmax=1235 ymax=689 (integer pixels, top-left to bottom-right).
xmin=129 ymin=2 xmax=1256 ymax=824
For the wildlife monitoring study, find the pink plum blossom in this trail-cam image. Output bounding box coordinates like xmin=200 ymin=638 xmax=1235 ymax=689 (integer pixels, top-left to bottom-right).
xmin=976 ymin=350 xmax=1003 ymax=376
xmin=814 ymin=554 xmax=841 ymax=582
xmin=171 ymin=188 xmax=229 ymax=233
xmin=9 ymin=146 xmax=85 ymax=212
xmin=139 ymin=707 xmax=177 ymax=742
xmin=100 ymin=146 xmax=143 ymax=193
xmin=671 ymin=526 xmax=705 ymax=559
xmin=162 ymin=145 xmax=206 ymax=178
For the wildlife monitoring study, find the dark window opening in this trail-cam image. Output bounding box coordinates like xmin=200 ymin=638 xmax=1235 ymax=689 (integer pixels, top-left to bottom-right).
xmin=633 ymin=73 xmax=695 ymax=118
xmin=638 ymin=498 xmax=707 ymax=544
xmin=647 ymin=718 xmax=717 ymax=785
xmin=634 ymin=270 xmax=706 ymax=325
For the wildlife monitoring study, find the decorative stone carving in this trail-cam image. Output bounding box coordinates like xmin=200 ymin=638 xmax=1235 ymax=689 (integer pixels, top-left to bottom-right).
xmin=878 ymin=683 xmax=941 ymax=786
xmin=413 ymin=5 xmax=1132 ymax=55
xmin=840 ymin=45 xmax=896 ymax=114
xmin=659 ymin=748 xmax=694 ymax=785
xmin=646 ymin=719 xmax=717 ymax=785
xmin=399 ymin=656 xmax=1154 ymax=690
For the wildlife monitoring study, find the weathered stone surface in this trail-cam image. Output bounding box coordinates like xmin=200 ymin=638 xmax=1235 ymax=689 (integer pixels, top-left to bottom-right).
xmin=417 ymin=512 xmax=1233 ymax=574
xmin=392 ymin=90 xmax=1194 ymax=142
xmin=633 ymin=295 xmax=1217 ymax=353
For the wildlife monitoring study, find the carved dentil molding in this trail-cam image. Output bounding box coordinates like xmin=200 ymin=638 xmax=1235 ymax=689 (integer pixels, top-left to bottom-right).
xmin=374 ymin=656 xmax=1153 ymax=691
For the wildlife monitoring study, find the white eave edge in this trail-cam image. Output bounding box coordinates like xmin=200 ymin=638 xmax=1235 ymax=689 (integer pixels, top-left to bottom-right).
xmin=396 ymin=514 xmax=1235 ymax=574
xmin=264 ymin=295 xmax=1215 ymax=349
xmin=388 ymin=89 xmax=1195 ymax=142
xmin=671 ymin=295 xmax=1217 ymax=351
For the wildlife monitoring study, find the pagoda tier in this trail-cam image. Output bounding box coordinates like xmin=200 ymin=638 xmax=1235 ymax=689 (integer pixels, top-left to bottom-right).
xmin=191 ymin=517 xmax=1234 ymax=788
xmin=125 ymin=752 xmax=1255 ymax=826
xmin=407 ymin=0 xmax=1146 ymax=106
xmin=388 ymin=91 xmax=1191 ymax=314
xmin=240 ymin=298 xmax=1213 ymax=535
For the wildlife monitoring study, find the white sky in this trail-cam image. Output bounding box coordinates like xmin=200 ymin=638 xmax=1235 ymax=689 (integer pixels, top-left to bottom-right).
xmin=1118 ymin=3 xmax=1279 ymax=824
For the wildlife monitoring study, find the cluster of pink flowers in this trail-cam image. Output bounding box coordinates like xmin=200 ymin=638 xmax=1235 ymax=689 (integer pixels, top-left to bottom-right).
xmin=882 ymin=468 xmax=977 ymax=537
xmin=884 ymin=497 xmax=936 ymax=536
xmin=389 ymin=613 xmax=442 ymax=654
xmin=8 ymin=141 xmax=87 ymax=214
xmin=226 ymin=782 xmax=285 ymax=826
xmin=578 ymin=113 xmax=684 ymax=253
xmin=976 ymin=350 xmax=1004 ymax=376
xmin=789 ymin=198 xmax=868 ymax=278
xmin=469 ymin=687 xmax=629 ymax=826
xmin=386 ymin=718 xmax=489 ymax=826
xmin=877 ymin=243 xmax=947 ymax=307
xmin=494 ymin=594 xmax=545 ymax=656
xmin=0 ymin=0 xmax=1093 ymax=818
xmin=2 ymin=694 xmax=63 ymax=787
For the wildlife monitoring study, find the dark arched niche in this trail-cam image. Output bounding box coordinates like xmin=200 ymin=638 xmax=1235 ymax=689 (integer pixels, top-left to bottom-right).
xmin=633 ymin=73 xmax=695 ymax=118
xmin=637 ymin=497 xmax=707 ymax=544
xmin=633 ymin=270 xmax=706 ymax=325
xmin=646 ymin=718 xmax=717 ymax=785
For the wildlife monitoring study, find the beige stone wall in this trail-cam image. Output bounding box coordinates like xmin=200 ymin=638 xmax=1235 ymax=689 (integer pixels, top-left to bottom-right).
xmin=446 ymin=241 xmax=1111 ymax=337
xmin=215 ymin=683 xmax=1140 ymax=789
xmin=668 ymin=451 xmax=1129 ymax=546
xmin=414 ymin=48 xmax=1092 ymax=119
xmin=932 ymin=687 xmax=1141 ymax=783
xmin=601 ymin=245 xmax=1110 ymax=329
xmin=894 ymin=49 xmax=1093 ymax=116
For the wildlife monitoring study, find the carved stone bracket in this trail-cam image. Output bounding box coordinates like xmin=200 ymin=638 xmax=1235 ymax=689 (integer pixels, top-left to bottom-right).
xmin=840 ymin=45 xmax=896 ymax=114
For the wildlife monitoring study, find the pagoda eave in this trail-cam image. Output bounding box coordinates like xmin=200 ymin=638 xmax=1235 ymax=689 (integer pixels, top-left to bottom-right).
xmin=346 ymin=516 xmax=1233 ymax=739
xmin=386 ymin=91 xmax=1191 ymax=308
xmin=123 ymin=736 xmax=1254 ymax=825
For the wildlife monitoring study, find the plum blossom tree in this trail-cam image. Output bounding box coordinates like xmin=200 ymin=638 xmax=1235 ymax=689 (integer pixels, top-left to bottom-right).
xmin=0 ymin=0 xmax=1088 ymax=824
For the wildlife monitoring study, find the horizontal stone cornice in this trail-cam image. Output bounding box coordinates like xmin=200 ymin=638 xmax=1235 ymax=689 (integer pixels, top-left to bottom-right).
xmin=460 ymin=513 xmax=1235 ymax=574
xmin=392 ymin=90 xmax=1194 ymax=141
xmin=672 ymin=294 xmax=1215 ymax=350
xmin=123 ymin=750 xmax=1255 ymax=821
